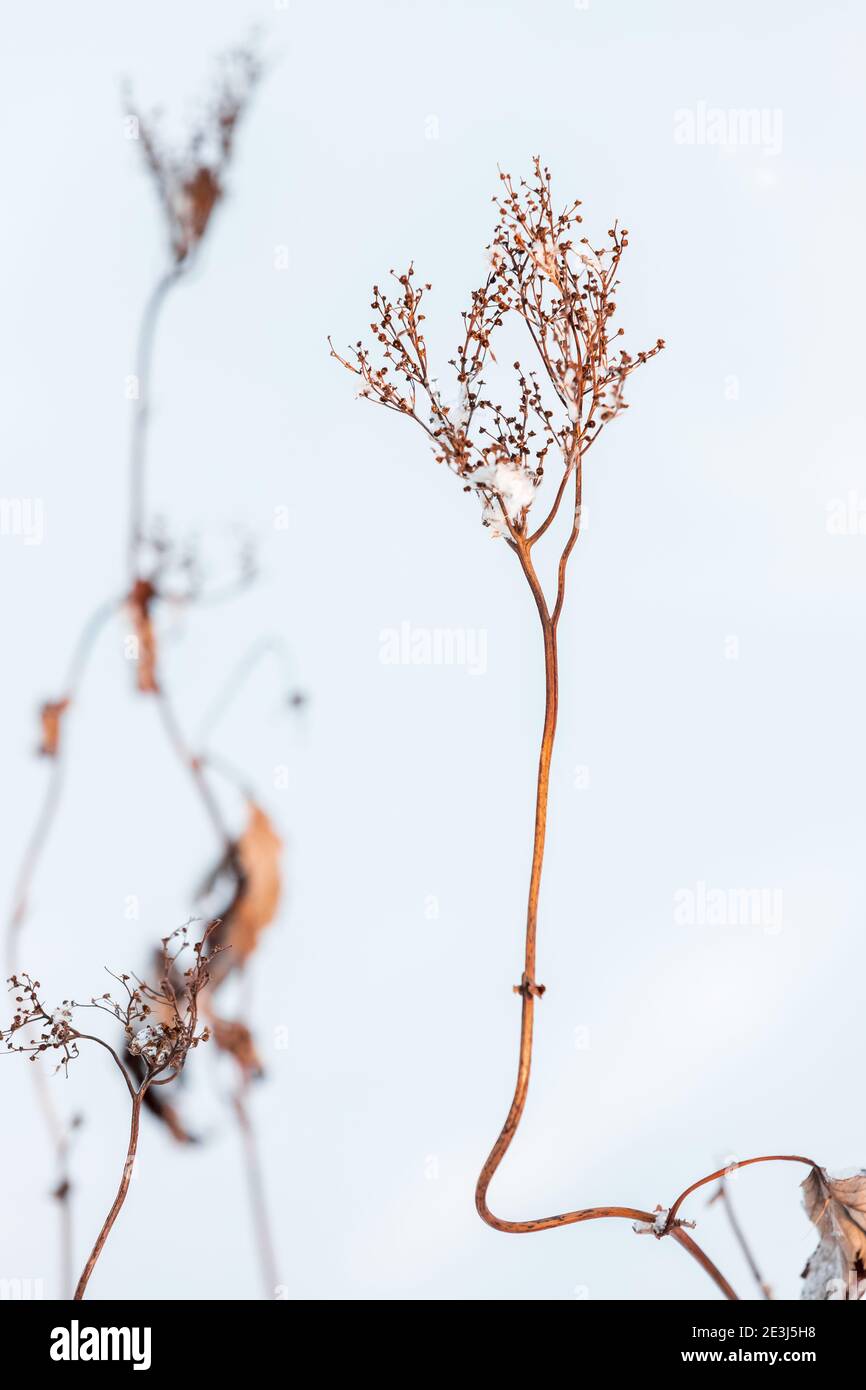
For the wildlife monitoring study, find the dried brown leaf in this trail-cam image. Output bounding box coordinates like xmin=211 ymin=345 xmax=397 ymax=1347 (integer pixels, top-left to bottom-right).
xmin=181 ymin=167 xmax=222 ymax=248
xmin=126 ymin=578 xmax=159 ymax=693
xmin=231 ymin=803 xmax=282 ymax=964
xmin=801 ymin=1166 xmax=866 ymax=1299
xmin=212 ymin=1016 xmax=263 ymax=1080
xmin=205 ymin=802 xmax=282 ymax=990
xmin=38 ymin=698 xmax=69 ymax=757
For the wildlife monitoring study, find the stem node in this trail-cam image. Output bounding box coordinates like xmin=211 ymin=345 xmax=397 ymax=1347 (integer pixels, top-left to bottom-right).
xmin=513 ymin=974 xmax=545 ymax=1000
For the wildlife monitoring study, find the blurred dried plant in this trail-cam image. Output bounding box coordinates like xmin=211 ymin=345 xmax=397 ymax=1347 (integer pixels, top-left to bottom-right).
xmin=334 ymin=158 xmax=851 ymax=1300
xmin=5 ymin=44 xmax=296 ymax=1300
xmin=127 ymin=47 xmax=260 ymax=266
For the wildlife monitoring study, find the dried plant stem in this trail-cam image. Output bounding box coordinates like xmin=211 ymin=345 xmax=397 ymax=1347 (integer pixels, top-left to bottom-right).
xmin=474 ymin=487 xmax=745 ymax=1298
xmin=475 ymin=543 xmax=559 ymax=1228
xmin=473 ymin=532 xmax=664 ymax=1230
xmin=128 ymin=269 xmax=184 ymax=581
xmin=57 ymin=1160 xmax=74 ymax=1300
xmin=154 ymin=684 xmax=235 ymax=856
xmin=671 ymin=1228 xmax=739 ymax=1301
xmin=473 ymin=584 xmax=814 ymax=1295
xmin=156 ymin=638 xmax=287 ymax=1302
xmin=37 ymin=1066 xmax=74 ymax=1297
xmin=127 ymin=243 xmax=283 ymax=1304
xmin=476 ymin=484 xmax=645 ymax=1237
xmin=710 ymin=1180 xmax=773 ymax=1300
xmin=233 ymin=1085 xmax=279 ymax=1297
xmin=74 ymin=1089 xmax=143 ymax=1301
xmin=665 ymin=1154 xmax=816 ymax=1229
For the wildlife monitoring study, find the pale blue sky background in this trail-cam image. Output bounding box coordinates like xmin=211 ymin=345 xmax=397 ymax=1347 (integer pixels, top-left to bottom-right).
xmin=0 ymin=0 xmax=864 ymax=1300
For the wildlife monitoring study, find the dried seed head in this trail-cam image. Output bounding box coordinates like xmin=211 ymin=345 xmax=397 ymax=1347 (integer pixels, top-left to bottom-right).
xmin=332 ymin=158 xmax=663 ymax=543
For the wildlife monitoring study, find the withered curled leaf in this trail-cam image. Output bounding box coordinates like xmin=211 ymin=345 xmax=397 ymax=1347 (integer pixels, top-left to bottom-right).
xmin=801 ymin=1166 xmax=866 ymax=1300
xmin=179 ymin=167 xmax=221 ymax=252
xmin=126 ymin=578 xmax=159 ymax=693
xmin=212 ymin=1016 xmax=263 ymax=1080
xmin=204 ymin=802 xmax=282 ymax=990
xmin=232 ymin=803 xmax=282 ymax=964
xmin=38 ymin=698 xmax=70 ymax=757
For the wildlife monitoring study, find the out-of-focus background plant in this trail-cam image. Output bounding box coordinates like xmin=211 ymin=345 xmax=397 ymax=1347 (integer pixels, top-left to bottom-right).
xmin=3 ymin=36 xmax=300 ymax=1300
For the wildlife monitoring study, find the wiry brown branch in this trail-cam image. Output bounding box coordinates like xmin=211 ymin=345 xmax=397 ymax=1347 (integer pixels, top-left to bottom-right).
xmin=127 ymin=268 xmax=185 ymax=582
xmin=671 ymin=1228 xmax=739 ymax=1301
xmin=664 ymin=1154 xmax=817 ymax=1231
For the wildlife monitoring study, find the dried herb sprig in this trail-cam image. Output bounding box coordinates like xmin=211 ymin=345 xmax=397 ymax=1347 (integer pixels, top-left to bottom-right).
xmin=4 ymin=922 xmax=221 ymax=1299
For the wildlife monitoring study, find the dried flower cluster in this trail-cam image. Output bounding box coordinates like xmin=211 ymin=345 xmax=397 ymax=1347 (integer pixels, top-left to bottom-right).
xmin=4 ymin=923 xmax=217 ymax=1081
xmin=3 ymin=923 xmax=220 ymax=1299
xmin=332 ymin=158 xmax=664 ymax=542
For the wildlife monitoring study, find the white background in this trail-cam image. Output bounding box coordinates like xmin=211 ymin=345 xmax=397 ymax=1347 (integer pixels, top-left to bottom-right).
xmin=0 ymin=0 xmax=863 ymax=1300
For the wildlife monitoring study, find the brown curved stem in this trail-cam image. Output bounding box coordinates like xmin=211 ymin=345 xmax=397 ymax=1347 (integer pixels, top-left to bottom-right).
xmin=74 ymin=1091 xmax=143 ymax=1300
xmin=473 ymin=581 xmax=651 ymax=1237
xmin=153 ymin=684 xmax=235 ymax=858
xmin=473 ymin=503 xmax=742 ymax=1300
xmin=475 ymin=540 xmax=557 ymax=1229
xmin=475 ymin=526 xmax=650 ymax=1239
xmin=672 ymin=1228 xmax=739 ymax=1301
xmin=128 ymin=268 xmax=184 ymax=581
xmin=665 ymin=1154 xmax=817 ymax=1229
xmin=475 ymin=514 xmax=635 ymax=1237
